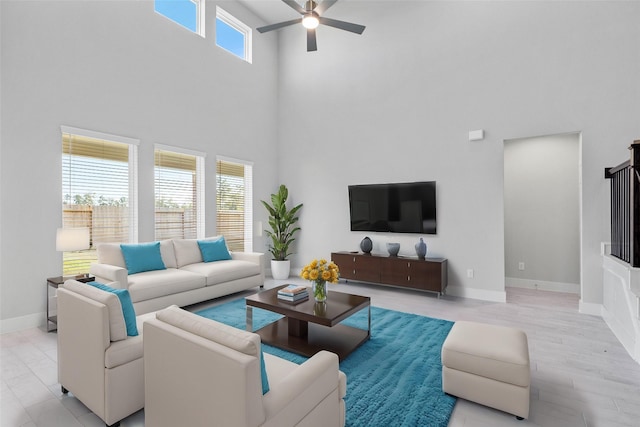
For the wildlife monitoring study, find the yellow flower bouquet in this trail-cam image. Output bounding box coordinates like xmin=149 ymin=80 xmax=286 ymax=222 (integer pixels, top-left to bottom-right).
xmin=300 ymin=258 xmax=339 ymax=302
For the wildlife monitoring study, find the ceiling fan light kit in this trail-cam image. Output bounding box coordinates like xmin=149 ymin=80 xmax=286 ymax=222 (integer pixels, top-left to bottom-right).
xmin=302 ymin=14 xmax=320 ymax=29
xmin=257 ymin=0 xmax=365 ymax=52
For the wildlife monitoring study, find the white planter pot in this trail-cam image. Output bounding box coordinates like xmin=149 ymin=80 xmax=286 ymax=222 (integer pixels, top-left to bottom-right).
xmin=271 ymin=260 xmax=291 ymax=280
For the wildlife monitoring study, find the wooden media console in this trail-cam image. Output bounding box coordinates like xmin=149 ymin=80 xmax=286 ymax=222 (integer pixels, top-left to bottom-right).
xmin=331 ymin=252 xmax=448 ymax=296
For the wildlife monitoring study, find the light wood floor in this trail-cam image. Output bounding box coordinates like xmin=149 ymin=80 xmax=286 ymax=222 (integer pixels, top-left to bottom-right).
xmin=2 ymin=280 xmax=639 ymax=426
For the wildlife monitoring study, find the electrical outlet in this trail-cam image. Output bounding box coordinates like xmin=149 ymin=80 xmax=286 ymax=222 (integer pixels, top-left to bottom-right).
xmin=467 ymin=269 xmax=474 ymax=278
xmin=518 ymin=262 xmax=525 ymax=271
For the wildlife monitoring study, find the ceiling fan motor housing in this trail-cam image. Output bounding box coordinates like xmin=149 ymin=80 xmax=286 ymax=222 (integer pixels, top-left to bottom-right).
xmin=304 ymin=1 xmax=318 ymax=12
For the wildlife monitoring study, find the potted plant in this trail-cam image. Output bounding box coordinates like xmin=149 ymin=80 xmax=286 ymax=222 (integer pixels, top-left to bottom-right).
xmin=261 ymin=184 xmax=303 ymax=279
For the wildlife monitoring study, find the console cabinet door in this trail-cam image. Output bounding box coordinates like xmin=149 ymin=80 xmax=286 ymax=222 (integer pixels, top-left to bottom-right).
xmin=407 ymin=260 xmax=443 ymax=292
xmin=331 ymin=253 xmax=381 ymax=282
xmin=331 ymin=253 xmax=356 ymax=280
xmin=353 ymin=255 xmax=380 ymax=283
xmin=380 ymin=258 xmax=411 ymax=288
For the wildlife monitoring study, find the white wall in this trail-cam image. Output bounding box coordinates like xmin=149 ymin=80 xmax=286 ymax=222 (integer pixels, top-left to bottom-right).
xmin=276 ymin=1 xmax=640 ymax=304
xmin=0 ymin=0 xmax=279 ymax=330
xmin=504 ymin=133 xmax=580 ymax=293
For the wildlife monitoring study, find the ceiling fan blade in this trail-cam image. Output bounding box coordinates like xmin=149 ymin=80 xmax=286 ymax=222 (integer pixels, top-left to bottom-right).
xmin=307 ymin=28 xmax=318 ymax=52
xmin=283 ymin=0 xmax=306 ymax=15
xmin=314 ymin=0 xmax=338 ymax=15
xmin=318 ymin=16 xmax=365 ymax=34
xmin=257 ymin=18 xmax=302 ymax=33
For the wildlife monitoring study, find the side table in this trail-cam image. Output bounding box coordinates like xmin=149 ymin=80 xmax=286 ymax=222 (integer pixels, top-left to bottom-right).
xmin=46 ymin=274 xmax=94 ymax=332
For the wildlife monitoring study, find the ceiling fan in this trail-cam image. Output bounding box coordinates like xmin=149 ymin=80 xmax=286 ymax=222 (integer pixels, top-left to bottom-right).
xmin=256 ymin=0 xmax=366 ymax=52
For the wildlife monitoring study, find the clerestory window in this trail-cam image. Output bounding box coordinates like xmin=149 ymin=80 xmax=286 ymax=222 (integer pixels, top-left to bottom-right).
xmin=155 ymin=0 xmax=205 ymax=37
xmin=216 ymin=7 xmax=252 ymax=63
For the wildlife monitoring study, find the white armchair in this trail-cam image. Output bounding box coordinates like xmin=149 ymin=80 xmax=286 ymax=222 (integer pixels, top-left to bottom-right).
xmin=57 ymin=280 xmax=154 ymax=427
xmin=144 ymin=305 xmax=347 ymax=427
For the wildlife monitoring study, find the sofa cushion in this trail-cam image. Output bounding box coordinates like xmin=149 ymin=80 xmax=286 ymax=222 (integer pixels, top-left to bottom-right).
xmin=180 ymin=260 xmax=262 ymax=286
xmin=173 ymin=236 xmax=223 ymax=268
xmin=121 ymin=242 xmax=166 ymax=275
xmin=97 ymin=241 xmax=177 ymax=270
xmin=198 ymin=237 xmax=231 ymax=262
xmin=159 ymin=239 xmax=178 ymax=269
xmin=62 ymin=279 xmax=127 ymax=342
xmin=127 ymin=268 xmax=206 ymax=303
xmin=173 ymin=239 xmax=203 ymax=268
xmin=87 ymin=281 xmax=138 ymax=337
xmin=156 ymin=305 xmax=269 ymax=393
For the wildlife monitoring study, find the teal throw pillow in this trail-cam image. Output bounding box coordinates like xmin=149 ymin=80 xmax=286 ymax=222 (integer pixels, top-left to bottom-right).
xmin=87 ymin=281 xmax=138 ymax=336
xmin=260 ymin=345 xmax=270 ymax=394
xmin=198 ymin=238 xmax=232 ymax=263
xmin=120 ymin=242 xmax=166 ymax=275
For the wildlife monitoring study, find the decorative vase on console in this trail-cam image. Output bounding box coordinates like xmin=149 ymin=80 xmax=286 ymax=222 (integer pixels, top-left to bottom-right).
xmin=360 ymin=236 xmax=373 ymax=254
xmin=415 ymin=238 xmax=427 ymax=260
xmin=386 ymin=243 xmax=400 ymax=257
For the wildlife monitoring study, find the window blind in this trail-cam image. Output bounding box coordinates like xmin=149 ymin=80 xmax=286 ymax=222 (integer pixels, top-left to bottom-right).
xmin=216 ymin=158 xmax=253 ymax=252
xmin=155 ymin=148 xmax=204 ymax=240
xmin=61 ymin=128 xmax=138 ymax=275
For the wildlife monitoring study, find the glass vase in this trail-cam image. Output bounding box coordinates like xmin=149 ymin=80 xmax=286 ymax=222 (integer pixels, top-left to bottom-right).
xmin=313 ymin=280 xmax=327 ymax=302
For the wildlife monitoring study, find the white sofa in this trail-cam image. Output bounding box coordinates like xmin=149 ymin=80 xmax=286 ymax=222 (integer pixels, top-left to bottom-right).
xmin=144 ymin=306 xmax=347 ymax=427
xmin=57 ymin=279 xmax=155 ymax=427
xmin=89 ymin=238 xmax=264 ymax=314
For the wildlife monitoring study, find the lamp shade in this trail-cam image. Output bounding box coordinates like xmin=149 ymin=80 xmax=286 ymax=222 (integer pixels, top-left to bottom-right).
xmin=56 ymin=228 xmax=90 ymax=252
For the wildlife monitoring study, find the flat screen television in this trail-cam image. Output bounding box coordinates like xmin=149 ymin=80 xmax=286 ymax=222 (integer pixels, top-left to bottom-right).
xmin=348 ymin=181 xmax=436 ymax=234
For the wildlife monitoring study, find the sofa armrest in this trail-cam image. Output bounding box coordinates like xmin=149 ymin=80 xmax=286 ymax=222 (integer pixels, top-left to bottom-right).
xmin=90 ymin=263 xmax=128 ymax=288
xmin=57 ymin=288 xmax=111 ymax=417
xmin=262 ymin=350 xmax=342 ymax=423
xmin=230 ymin=251 xmax=263 ymax=265
xmin=231 ymin=252 xmax=265 ymax=281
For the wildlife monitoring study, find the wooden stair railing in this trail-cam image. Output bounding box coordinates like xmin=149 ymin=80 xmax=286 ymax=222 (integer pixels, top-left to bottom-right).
xmin=605 ymin=140 xmax=640 ymax=267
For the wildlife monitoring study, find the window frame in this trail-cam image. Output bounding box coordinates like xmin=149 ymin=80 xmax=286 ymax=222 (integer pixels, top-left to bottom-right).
xmin=215 ymin=6 xmax=252 ymax=63
xmin=60 ymin=125 xmax=139 ymax=274
xmin=154 ymin=0 xmax=206 ymax=37
xmin=154 ymin=144 xmax=206 ymax=241
xmin=216 ymin=156 xmax=254 ymax=252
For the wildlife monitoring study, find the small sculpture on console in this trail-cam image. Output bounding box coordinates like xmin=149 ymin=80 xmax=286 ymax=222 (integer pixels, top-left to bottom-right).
xmin=415 ymin=238 xmax=427 ymax=260
xmin=360 ymin=236 xmax=373 ymax=254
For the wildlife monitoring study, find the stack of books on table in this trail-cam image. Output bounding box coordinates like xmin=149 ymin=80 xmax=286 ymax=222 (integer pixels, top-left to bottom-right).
xmin=277 ymin=285 xmax=309 ymax=303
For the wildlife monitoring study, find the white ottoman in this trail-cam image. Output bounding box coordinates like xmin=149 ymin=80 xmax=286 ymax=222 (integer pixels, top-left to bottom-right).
xmin=441 ymin=321 xmax=530 ymax=419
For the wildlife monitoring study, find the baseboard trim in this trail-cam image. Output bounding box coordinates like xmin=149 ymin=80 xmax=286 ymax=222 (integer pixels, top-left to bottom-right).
xmin=0 ymin=312 xmax=45 ymax=334
xmin=578 ymin=299 xmax=602 ymax=316
xmin=506 ymin=277 xmax=580 ymax=294
xmin=446 ymin=285 xmax=506 ymax=303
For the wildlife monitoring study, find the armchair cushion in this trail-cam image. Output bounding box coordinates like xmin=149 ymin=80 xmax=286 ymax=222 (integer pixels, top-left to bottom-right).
xmin=62 ymin=280 xmax=127 ymax=342
xmin=87 ymin=282 xmax=138 ymax=336
xmin=121 ymin=242 xmax=166 ymax=275
xmin=104 ymin=312 xmax=155 ymax=368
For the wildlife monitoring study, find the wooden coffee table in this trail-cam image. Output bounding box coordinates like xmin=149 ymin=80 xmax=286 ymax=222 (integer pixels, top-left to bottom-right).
xmin=245 ymin=285 xmax=370 ymax=360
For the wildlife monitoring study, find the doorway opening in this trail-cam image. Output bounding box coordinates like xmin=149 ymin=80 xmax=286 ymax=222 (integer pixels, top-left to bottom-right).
xmin=503 ymin=133 xmax=581 ymax=307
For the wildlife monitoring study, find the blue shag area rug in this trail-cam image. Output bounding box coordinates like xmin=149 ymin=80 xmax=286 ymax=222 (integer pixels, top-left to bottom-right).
xmin=196 ymin=298 xmax=456 ymax=427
